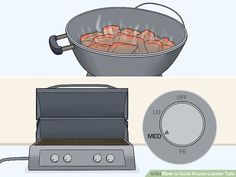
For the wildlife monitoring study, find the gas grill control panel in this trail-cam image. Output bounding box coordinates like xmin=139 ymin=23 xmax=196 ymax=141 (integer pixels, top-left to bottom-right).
xmin=40 ymin=150 xmax=125 ymax=167
xmin=143 ymin=91 xmax=217 ymax=164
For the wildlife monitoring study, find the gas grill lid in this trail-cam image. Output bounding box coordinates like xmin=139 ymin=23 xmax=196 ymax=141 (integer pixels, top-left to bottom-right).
xmin=35 ymin=84 xmax=129 ymax=140
xmin=36 ymin=84 xmax=128 ymax=120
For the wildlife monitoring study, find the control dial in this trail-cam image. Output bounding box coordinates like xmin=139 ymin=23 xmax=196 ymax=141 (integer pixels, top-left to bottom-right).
xmin=63 ymin=154 xmax=72 ymax=163
xmin=106 ymin=154 xmax=115 ymax=163
xmin=143 ymin=91 xmax=216 ymax=164
xmin=50 ymin=154 xmax=59 ymax=163
xmin=93 ymin=154 xmax=102 ymax=163
xmin=160 ymin=102 xmax=205 ymax=147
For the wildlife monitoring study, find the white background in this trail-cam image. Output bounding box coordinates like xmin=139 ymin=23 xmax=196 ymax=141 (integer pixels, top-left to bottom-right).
xmin=0 ymin=0 xmax=236 ymax=76
xmin=0 ymin=1 xmax=236 ymax=176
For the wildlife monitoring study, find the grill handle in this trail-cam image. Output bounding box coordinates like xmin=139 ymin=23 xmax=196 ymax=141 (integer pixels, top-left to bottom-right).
xmin=49 ymin=33 xmax=74 ymax=55
xmin=135 ymin=2 xmax=185 ymax=28
xmin=48 ymin=84 xmax=116 ymax=89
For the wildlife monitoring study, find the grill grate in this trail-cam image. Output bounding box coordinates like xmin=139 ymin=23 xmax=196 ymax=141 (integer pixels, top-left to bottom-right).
xmin=35 ymin=138 xmax=129 ymax=145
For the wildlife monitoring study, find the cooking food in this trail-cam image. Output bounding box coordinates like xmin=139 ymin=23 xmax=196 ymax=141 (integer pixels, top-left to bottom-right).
xmin=121 ymin=28 xmax=140 ymax=36
xmin=49 ymin=2 xmax=188 ymax=76
xmin=93 ymin=34 xmax=115 ymax=45
xmin=80 ymin=32 xmax=103 ymax=46
xmin=138 ymin=29 xmax=155 ymax=41
xmin=109 ymin=42 xmax=137 ymax=54
xmin=80 ymin=25 xmax=175 ymax=54
xmin=145 ymin=40 xmax=163 ymax=52
xmin=103 ymin=25 xmax=120 ymax=35
xmin=88 ymin=43 xmax=110 ymax=52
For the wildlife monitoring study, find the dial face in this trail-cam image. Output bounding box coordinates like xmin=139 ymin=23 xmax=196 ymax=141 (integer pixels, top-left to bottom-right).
xmin=143 ymin=91 xmax=216 ymax=164
xmin=93 ymin=154 xmax=102 ymax=163
xmin=50 ymin=154 xmax=59 ymax=163
xmin=63 ymin=154 xmax=72 ymax=163
xmin=160 ymin=102 xmax=205 ymax=147
xmin=106 ymin=154 xmax=115 ymax=163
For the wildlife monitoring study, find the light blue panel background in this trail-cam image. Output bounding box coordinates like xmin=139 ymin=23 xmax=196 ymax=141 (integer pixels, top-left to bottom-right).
xmin=0 ymin=0 xmax=235 ymax=76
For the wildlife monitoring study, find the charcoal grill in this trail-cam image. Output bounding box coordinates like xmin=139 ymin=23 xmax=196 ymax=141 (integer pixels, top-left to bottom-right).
xmin=49 ymin=2 xmax=188 ymax=76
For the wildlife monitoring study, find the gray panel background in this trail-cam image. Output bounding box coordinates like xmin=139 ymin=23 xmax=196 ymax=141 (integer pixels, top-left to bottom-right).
xmin=143 ymin=90 xmax=216 ymax=164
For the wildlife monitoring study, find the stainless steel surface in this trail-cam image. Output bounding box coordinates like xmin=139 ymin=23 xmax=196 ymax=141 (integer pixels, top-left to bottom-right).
xmin=28 ymin=142 xmax=135 ymax=170
xmin=57 ymin=33 xmax=68 ymax=40
xmin=62 ymin=45 xmax=74 ymax=52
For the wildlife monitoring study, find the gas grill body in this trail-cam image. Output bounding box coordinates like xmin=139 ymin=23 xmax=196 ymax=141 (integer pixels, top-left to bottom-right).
xmin=28 ymin=84 xmax=135 ymax=170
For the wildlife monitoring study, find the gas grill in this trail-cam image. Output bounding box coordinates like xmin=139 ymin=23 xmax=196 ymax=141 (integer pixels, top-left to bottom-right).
xmin=28 ymin=84 xmax=135 ymax=170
